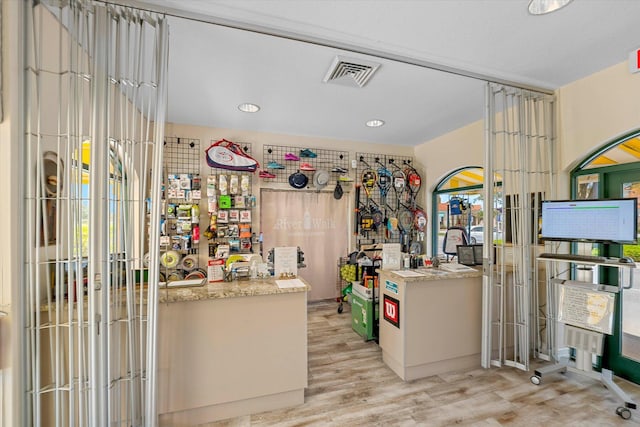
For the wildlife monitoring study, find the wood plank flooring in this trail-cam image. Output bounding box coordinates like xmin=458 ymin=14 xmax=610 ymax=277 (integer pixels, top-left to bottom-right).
xmin=204 ymin=300 xmax=640 ymax=426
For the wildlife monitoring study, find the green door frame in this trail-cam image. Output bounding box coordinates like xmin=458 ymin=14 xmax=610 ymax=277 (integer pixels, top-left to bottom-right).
xmin=572 ymin=138 xmax=640 ymax=385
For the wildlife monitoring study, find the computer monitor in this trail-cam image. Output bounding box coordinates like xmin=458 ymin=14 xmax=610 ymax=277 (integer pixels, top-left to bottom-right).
xmin=540 ymin=198 xmax=638 ymax=244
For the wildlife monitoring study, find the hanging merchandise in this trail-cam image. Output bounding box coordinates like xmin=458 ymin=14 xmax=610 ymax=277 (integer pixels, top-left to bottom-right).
xmin=191 ymin=204 xmax=200 ymax=222
xmin=205 ymin=139 xmax=259 ymax=172
xmin=288 ymin=171 xmax=309 ymax=189
xmin=229 ymin=174 xmax=239 ymax=195
xmin=207 ymin=175 xmax=217 ymax=196
xmin=313 ymin=170 xmax=330 ymax=192
xmin=219 ymin=175 xmax=228 ymax=195
xmin=404 ymin=163 xmax=422 ymax=206
xmin=160 ymin=250 xmax=181 ymax=268
xmin=192 ymin=224 xmax=200 ymax=244
xmin=219 ymin=194 xmax=231 ymax=209
xmin=334 ymin=180 xmax=343 ymax=200
xmin=240 ymin=175 xmax=250 ymax=195
xmin=413 ymin=208 xmax=428 ymax=231
xmin=377 ymin=166 xmax=392 ymax=200
xmin=181 ymin=254 xmax=198 ymax=271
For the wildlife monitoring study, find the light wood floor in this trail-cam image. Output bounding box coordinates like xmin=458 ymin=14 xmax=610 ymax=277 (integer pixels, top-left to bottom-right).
xmin=205 ymin=300 xmax=640 ymax=426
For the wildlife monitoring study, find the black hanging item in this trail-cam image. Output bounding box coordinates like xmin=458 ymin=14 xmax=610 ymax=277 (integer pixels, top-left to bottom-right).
xmin=205 ymin=139 xmax=259 ymax=172
xmin=334 ymin=180 xmax=343 ymax=200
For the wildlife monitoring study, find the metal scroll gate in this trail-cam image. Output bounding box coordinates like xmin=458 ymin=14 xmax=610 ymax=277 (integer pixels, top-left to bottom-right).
xmin=481 ymin=83 xmax=556 ymax=371
xmin=24 ymin=1 xmax=168 ymax=425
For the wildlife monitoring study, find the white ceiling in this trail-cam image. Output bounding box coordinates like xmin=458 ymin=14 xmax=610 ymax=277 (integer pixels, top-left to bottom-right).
xmin=129 ymin=0 xmax=640 ymax=146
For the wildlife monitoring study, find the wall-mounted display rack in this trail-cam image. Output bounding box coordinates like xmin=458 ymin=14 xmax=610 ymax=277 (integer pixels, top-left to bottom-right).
xmin=206 ymin=141 xmax=257 ymax=259
xmin=354 ymin=152 xmax=424 ymax=254
xmin=262 ymin=144 xmax=350 ymax=189
xmin=160 ymin=137 xmax=205 ymax=282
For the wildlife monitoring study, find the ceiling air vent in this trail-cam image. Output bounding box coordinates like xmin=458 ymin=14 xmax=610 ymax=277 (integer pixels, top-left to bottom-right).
xmin=323 ymin=56 xmax=381 ymax=88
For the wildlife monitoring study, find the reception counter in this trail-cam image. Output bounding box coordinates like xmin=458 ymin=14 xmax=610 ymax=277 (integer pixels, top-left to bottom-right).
xmin=157 ymin=277 xmax=310 ymax=426
xmin=378 ymin=267 xmax=483 ymax=381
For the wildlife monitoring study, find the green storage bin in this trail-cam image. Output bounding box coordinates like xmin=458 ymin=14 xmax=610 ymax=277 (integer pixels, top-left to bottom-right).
xmin=351 ymin=291 xmax=378 ymax=341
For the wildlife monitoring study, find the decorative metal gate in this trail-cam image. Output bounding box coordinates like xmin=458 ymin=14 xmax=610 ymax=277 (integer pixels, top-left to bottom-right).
xmin=481 ymin=83 xmax=556 ymax=370
xmin=23 ymin=1 xmax=168 ymax=425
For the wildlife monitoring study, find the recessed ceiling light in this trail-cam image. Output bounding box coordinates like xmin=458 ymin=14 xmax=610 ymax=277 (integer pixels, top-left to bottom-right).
xmin=528 ymin=0 xmax=573 ymax=15
xmin=366 ymin=119 xmax=385 ymax=128
xmin=238 ymin=103 xmax=260 ymax=113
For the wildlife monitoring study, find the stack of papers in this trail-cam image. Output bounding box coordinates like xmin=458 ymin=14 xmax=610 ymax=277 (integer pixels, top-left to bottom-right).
xmin=391 ymin=270 xmax=426 ymax=278
xmin=438 ymin=263 xmax=476 ymax=272
xmin=275 ymin=278 xmax=307 ymax=289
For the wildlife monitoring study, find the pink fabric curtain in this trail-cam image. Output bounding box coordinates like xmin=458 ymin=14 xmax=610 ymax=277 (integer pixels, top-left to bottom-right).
xmin=261 ymin=190 xmax=349 ymax=301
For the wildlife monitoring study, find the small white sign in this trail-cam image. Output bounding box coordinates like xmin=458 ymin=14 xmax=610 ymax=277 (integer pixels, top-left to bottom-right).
xmin=274 ymin=246 xmax=298 ymax=278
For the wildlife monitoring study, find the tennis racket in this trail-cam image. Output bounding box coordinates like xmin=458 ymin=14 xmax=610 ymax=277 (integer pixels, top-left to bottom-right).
xmin=392 ymin=168 xmax=406 ymax=210
xmin=413 ymin=207 xmax=427 ymax=232
xmin=377 ymin=166 xmax=392 ymax=201
xmin=404 ymin=163 xmax=422 ymax=208
xmin=398 ymin=206 xmax=414 ymax=232
xmin=361 ymin=168 xmax=378 ymax=199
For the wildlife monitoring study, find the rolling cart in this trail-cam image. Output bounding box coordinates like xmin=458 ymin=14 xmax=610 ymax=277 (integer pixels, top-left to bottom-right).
xmin=532 ymin=255 xmax=637 ymax=420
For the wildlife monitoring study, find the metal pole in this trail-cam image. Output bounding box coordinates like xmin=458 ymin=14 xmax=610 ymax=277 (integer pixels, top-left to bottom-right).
xmin=89 ymin=5 xmax=110 ymax=425
xmin=481 ymin=82 xmax=494 ymax=368
xmin=145 ymin=14 xmax=168 ymax=427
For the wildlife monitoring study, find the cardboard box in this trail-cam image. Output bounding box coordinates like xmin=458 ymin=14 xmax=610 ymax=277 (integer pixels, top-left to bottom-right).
xmin=352 ymin=281 xmax=378 ymax=301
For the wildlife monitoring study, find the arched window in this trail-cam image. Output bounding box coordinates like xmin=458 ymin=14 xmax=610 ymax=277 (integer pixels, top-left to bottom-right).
xmin=571 ymin=129 xmax=640 ymax=385
xmin=73 ymin=139 xmax=125 ymax=256
xmin=432 ymin=166 xmax=502 ymax=257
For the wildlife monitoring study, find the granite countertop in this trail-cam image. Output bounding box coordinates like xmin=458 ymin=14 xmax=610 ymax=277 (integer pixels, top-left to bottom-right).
xmin=378 ymin=265 xmax=483 ymax=283
xmin=38 ymin=277 xmax=311 ymax=311
xmin=158 ymin=276 xmax=311 ymax=303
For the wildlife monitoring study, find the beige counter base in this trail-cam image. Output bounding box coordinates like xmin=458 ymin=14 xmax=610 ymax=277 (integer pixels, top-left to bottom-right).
xmin=382 ymin=350 xmax=480 ymax=381
xmin=378 ymin=268 xmax=482 ymax=382
xmin=159 ymin=389 xmax=303 ymax=426
xmin=158 ymin=283 xmax=308 ymax=425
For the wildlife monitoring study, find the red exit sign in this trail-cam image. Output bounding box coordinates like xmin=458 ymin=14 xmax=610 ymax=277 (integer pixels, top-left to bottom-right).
xmin=629 ymin=47 xmax=640 ymax=73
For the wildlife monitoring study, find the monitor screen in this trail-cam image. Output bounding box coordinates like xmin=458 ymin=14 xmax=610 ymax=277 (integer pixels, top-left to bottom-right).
xmin=540 ymin=199 xmax=638 ymax=244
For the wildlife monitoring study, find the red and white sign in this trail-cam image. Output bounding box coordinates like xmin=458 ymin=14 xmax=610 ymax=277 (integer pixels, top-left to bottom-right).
xmin=208 ymin=259 xmax=225 ymax=283
xmin=383 ymin=295 xmax=400 ymax=328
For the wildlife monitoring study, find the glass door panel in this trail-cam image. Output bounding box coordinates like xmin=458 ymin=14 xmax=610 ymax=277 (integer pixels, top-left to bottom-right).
xmin=603 ymin=169 xmax=640 ymax=384
xmin=621 ymin=182 xmax=640 ymax=363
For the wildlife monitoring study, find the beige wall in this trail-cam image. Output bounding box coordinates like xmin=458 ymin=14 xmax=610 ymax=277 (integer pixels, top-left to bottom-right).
xmin=557 ymin=61 xmax=640 ymax=177
xmin=413 ymin=61 xmax=640 ymax=254
xmin=1 ymin=2 xmax=25 ymax=426
xmin=414 ymin=120 xmax=485 ymax=253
